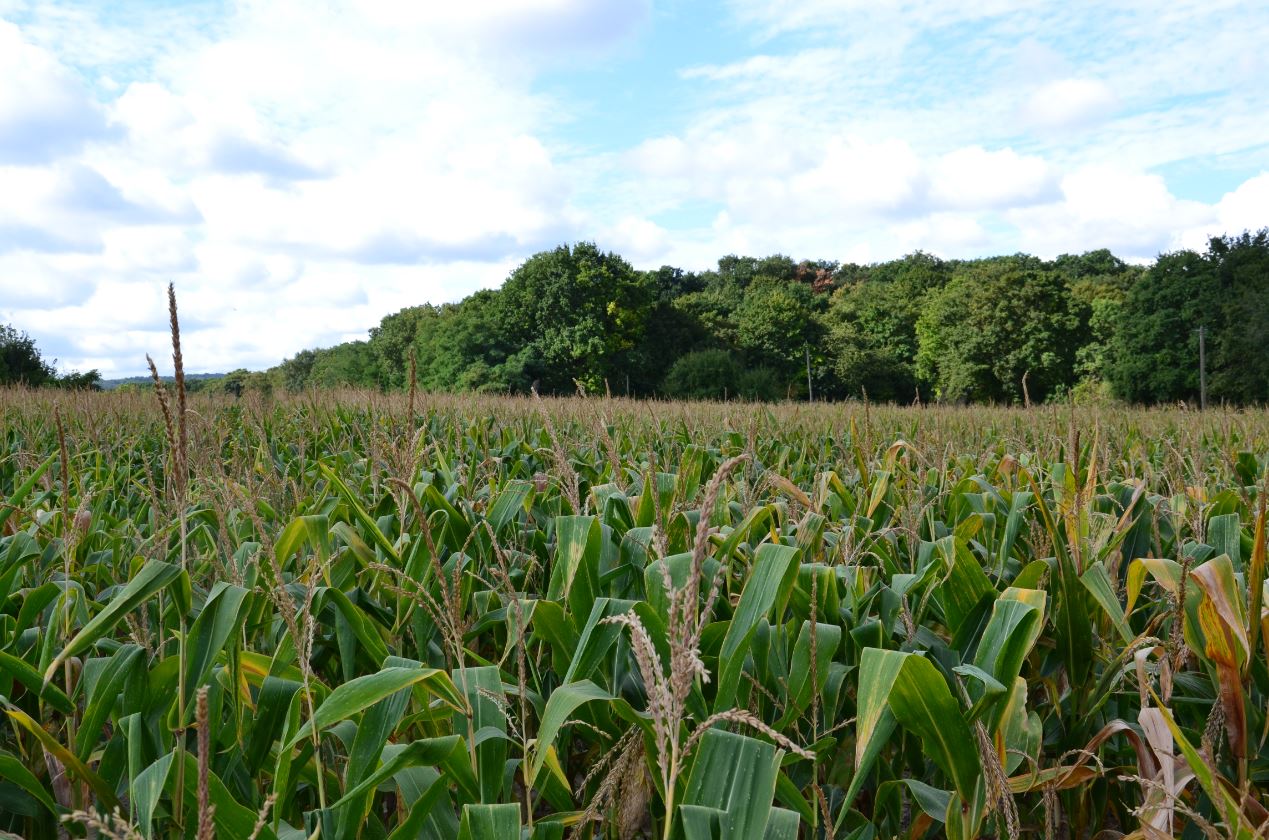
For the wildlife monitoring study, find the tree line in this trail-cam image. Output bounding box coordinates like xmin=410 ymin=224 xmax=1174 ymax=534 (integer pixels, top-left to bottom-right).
xmin=7 ymin=229 xmax=1266 ymax=404
xmin=257 ymin=230 xmax=1267 ymax=405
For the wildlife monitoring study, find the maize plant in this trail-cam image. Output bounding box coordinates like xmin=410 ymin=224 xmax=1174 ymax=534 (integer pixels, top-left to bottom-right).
xmin=1 ymin=374 xmax=1268 ymax=838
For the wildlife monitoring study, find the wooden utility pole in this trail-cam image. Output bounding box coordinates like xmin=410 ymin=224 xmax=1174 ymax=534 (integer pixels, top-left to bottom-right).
xmin=805 ymin=346 xmax=813 ymax=402
xmin=1197 ymin=325 xmax=1208 ymax=410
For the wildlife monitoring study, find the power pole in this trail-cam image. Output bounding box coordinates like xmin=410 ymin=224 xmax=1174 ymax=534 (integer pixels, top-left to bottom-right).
xmin=1197 ymin=325 xmax=1208 ymax=410
xmin=805 ymin=346 xmax=813 ymax=402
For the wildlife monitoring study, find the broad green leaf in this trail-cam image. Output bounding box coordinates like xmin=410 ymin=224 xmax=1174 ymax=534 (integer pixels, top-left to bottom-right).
xmin=47 ymin=559 xmax=182 ymax=677
xmin=683 ymin=728 xmax=783 ymax=840
xmin=287 ymin=666 xmax=463 ymax=748
xmin=458 ymin=803 xmax=521 ymax=840
xmin=762 ymin=807 xmax=801 ymax=840
xmin=774 ymin=619 xmax=840 ymax=729
xmin=0 ymin=453 xmax=55 ymax=533
xmin=75 ymin=644 xmax=143 ymax=760
xmin=0 ymin=649 xmax=73 ymax=714
xmin=842 ymin=648 xmax=904 ymax=817
xmin=0 ymin=749 xmax=57 ymax=816
xmin=886 ymin=654 xmax=984 ymax=825
xmin=168 ymin=752 xmax=279 ymax=840
xmin=134 ymin=751 xmax=175 ymax=839
xmin=453 ymin=666 xmax=508 ymax=803
xmin=715 ymin=543 xmax=800 ymax=712
xmin=1079 ymin=561 xmax=1132 ymax=643
xmin=4 ymin=703 xmax=118 ymax=810
xmin=178 ymin=581 xmax=251 ymax=722
xmin=331 ymin=736 xmax=474 ymax=808
xmin=527 ymin=679 xmax=612 ymax=786
xmin=317 ymin=462 xmax=401 ymax=563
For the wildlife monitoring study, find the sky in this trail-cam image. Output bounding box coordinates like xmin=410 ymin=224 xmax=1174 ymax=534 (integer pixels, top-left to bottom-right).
xmin=1 ymin=0 xmax=1267 ymax=378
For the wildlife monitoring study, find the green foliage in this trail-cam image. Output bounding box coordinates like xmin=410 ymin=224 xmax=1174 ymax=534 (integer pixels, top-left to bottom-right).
xmin=1208 ymin=230 xmax=1269 ymax=403
xmin=2 ymin=392 xmax=1269 ymax=838
xmin=414 ymin=292 xmax=527 ymax=393
xmin=1 ymin=324 xmax=101 ymax=390
xmin=1108 ymin=231 xmax=1269 ymax=404
xmin=311 ymin=341 xmax=380 ymax=388
xmin=276 ymin=348 xmax=319 ymax=392
xmin=0 ymin=324 xmax=57 ymax=387
xmin=51 ymin=369 xmax=102 ymax=391
xmin=370 ymin=306 xmax=436 ymax=389
xmin=236 ymin=229 xmax=1269 ymax=406
xmin=499 ymin=242 xmax=652 ymax=393
xmin=1109 ymin=248 xmax=1216 ymax=403
xmin=916 ymin=257 xmax=1080 ymax=403
xmin=826 ymin=254 xmax=950 ymax=401
xmin=735 ymin=277 xmax=822 ymax=385
xmin=662 ymin=349 xmax=741 ymax=400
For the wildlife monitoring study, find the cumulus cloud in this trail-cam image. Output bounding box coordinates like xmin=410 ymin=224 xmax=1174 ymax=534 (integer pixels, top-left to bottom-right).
xmin=1 ymin=0 xmax=1266 ymax=376
xmin=928 ymin=146 xmax=1059 ymax=210
xmin=1177 ymin=172 xmax=1269 ymax=250
xmin=1 ymin=0 xmax=645 ymax=375
xmin=0 ymin=20 xmax=114 ymax=163
xmin=1006 ymin=167 xmax=1215 ymax=256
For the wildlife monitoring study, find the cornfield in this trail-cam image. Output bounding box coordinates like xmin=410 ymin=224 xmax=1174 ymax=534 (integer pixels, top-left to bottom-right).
xmin=2 ymin=378 xmax=1268 ymax=837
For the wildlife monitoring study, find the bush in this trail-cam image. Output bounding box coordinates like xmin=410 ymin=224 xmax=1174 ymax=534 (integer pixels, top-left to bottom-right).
xmin=736 ymin=365 xmax=783 ymax=401
xmin=661 ymin=349 xmax=740 ymax=400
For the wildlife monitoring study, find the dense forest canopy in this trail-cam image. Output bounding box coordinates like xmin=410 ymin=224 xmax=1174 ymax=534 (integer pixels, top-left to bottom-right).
xmin=12 ymin=230 xmax=1267 ymax=404
xmin=257 ymin=230 xmax=1266 ymax=405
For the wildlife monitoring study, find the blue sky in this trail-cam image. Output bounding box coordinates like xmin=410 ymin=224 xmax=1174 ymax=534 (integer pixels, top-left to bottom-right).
xmin=1 ymin=0 xmax=1266 ymax=377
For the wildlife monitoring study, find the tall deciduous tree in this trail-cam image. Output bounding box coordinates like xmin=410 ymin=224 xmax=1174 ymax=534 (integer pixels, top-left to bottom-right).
xmin=369 ymin=305 xmax=437 ymax=389
xmin=1108 ymin=249 xmax=1217 ymax=404
xmin=499 ymin=242 xmax=652 ymax=393
xmin=1208 ymin=230 xmax=1269 ymax=403
xmin=827 ymin=252 xmax=950 ymax=401
xmin=0 ymin=324 xmax=57 ymax=387
xmin=916 ymin=258 xmax=1079 ymax=403
xmin=735 ymin=277 xmax=822 ymax=388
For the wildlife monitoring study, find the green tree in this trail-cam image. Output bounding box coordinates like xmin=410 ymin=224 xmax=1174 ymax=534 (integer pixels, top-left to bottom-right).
xmin=826 ymin=253 xmax=950 ymax=401
xmin=221 ymin=368 xmax=274 ymax=395
xmin=370 ymin=305 xmax=437 ymax=389
xmin=415 ymin=292 xmax=527 ymax=393
xmin=498 ymin=242 xmax=652 ymax=393
xmin=276 ymin=349 xmax=318 ymax=392
xmin=916 ymin=258 xmax=1079 ymax=403
xmin=1107 ymin=231 xmax=1269 ymax=405
xmin=618 ymin=267 xmax=709 ymax=395
xmin=310 ymin=341 xmax=379 ymax=388
xmin=1207 ymin=230 xmax=1269 ymax=403
xmin=1049 ymin=249 xmax=1143 ymax=400
xmin=1108 ymin=249 xmax=1216 ymax=404
xmin=55 ymin=369 xmax=102 ymax=390
xmin=735 ymin=277 xmax=822 ymax=388
xmin=0 ymin=324 xmax=57 ymax=387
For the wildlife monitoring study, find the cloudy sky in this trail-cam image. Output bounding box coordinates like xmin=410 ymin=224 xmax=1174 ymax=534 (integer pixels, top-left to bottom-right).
xmin=2 ymin=0 xmax=1266 ymax=377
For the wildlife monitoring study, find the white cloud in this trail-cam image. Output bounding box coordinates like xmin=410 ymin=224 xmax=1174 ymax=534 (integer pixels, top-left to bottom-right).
xmin=0 ymin=19 xmax=112 ymax=163
xmin=1 ymin=0 xmax=1266 ymax=376
xmin=928 ymin=146 xmax=1058 ymax=210
xmin=1006 ymin=167 xmax=1215 ymax=256
xmin=605 ymin=216 xmax=671 ymax=263
xmin=1177 ymin=172 xmax=1269 ymax=250
xmin=0 ymin=0 xmax=648 ymax=375
xmin=1021 ymin=78 xmax=1118 ymax=131
xmin=1212 ymin=172 xmax=1269 ymax=234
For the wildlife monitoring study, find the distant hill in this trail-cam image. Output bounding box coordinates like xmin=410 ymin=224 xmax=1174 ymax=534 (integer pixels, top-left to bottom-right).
xmin=101 ymin=373 xmax=227 ymax=390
